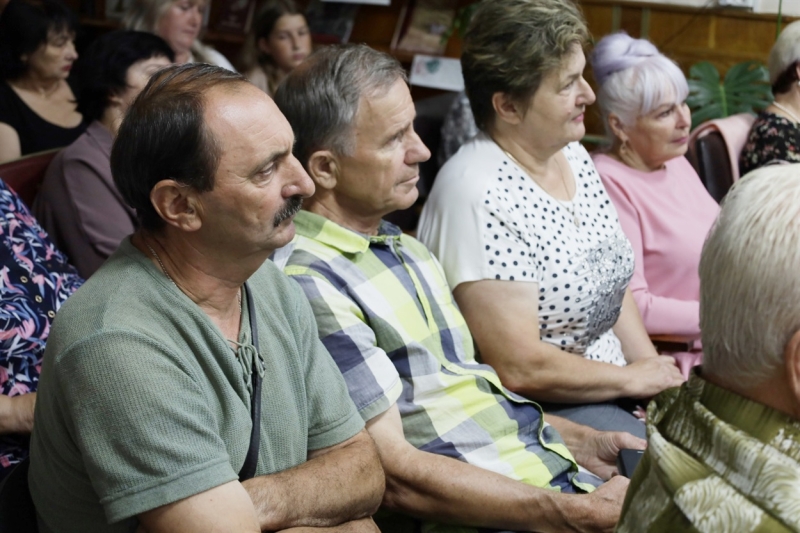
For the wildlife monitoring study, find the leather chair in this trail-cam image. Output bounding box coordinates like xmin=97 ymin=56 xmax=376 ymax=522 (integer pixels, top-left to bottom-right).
xmin=0 ymin=149 xmax=60 ymax=209
xmin=686 ymin=131 xmax=734 ymax=203
xmin=0 ymin=458 xmax=39 ymax=533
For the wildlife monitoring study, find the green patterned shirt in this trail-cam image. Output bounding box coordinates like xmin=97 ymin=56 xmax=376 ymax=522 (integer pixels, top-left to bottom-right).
xmin=618 ymin=372 xmax=800 ymax=532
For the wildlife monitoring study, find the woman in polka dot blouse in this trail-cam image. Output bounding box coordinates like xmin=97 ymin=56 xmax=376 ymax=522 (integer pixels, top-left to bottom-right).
xmin=418 ymin=0 xmax=685 ymax=439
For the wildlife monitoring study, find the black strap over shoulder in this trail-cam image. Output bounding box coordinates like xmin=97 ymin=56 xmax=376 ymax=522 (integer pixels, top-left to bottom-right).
xmin=238 ymin=282 xmax=262 ymax=481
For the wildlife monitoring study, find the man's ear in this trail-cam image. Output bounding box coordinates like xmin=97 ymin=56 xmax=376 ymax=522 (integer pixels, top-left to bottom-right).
xmin=306 ymin=150 xmax=339 ymax=192
xmin=784 ymin=329 xmax=800 ymax=412
xmin=491 ymin=92 xmax=523 ymax=126
xmin=607 ymin=113 xmax=628 ymax=143
xmin=149 ymin=180 xmax=202 ymax=232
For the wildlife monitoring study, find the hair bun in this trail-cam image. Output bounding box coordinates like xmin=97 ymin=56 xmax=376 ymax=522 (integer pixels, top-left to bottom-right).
xmin=590 ymin=32 xmax=659 ymax=86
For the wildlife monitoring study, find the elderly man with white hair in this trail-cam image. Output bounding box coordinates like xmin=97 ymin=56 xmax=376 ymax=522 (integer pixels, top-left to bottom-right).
xmin=617 ymin=163 xmax=800 ymax=532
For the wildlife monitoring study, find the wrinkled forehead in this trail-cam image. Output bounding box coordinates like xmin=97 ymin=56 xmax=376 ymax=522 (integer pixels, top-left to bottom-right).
xmin=205 ymin=83 xmax=294 ymax=147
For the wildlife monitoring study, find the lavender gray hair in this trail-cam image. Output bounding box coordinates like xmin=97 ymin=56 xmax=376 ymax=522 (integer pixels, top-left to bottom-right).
xmin=590 ymin=33 xmax=688 ymax=138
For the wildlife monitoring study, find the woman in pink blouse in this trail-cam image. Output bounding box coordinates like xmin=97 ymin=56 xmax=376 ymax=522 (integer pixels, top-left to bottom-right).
xmin=589 ymin=33 xmax=719 ymax=376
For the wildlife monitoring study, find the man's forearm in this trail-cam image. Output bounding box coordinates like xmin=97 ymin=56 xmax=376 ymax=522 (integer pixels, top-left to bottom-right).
xmin=242 ymin=430 xmax=383 ymax=531
xmin=279 ymin=518 xmax=379 ymax=533
xmin=0 ymin=393 xmax=35 ymax=434
xmin=382 ymin=445 xmax=594 ymax=532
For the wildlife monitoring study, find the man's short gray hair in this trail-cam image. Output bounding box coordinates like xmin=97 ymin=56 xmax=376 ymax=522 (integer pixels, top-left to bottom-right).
xmin=700 ymin=164 xmax=800 ymax=387
xmin=274 ymin=44 xmax=407 ymax=168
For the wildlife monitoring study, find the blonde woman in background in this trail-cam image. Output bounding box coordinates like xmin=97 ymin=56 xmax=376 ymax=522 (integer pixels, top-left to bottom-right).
xmin=238 ymin=0 xmax=311 ymax=96
xmin=124 ymin=0 xmax=235 ymax=71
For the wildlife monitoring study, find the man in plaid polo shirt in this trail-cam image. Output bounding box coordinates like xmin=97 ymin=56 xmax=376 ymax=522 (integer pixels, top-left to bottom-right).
xmin=274 ymin=44 xmax=644 ymax=533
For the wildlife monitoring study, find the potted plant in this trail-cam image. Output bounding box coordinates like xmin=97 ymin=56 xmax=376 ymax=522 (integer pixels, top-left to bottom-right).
xmin=686 ymin=61 xmax=773 ymax=130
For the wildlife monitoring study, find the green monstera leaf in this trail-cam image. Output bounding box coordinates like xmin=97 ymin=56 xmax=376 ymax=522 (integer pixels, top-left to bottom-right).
xmin=686 ymin=61 xmax=773 ymax=130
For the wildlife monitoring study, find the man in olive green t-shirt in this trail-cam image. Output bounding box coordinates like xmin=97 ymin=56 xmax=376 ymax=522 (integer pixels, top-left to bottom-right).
xmin=28 ymin=64 xmax=384 ymax=533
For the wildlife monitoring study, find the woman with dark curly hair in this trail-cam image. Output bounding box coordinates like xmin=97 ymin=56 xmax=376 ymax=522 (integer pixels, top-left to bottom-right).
xmin=0 ymin=0 xmax=86 ymax=163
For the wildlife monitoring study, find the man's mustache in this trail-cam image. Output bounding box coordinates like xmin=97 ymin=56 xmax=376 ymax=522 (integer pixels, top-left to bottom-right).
xmin=274 ymin=195 xmax=304 ymax=227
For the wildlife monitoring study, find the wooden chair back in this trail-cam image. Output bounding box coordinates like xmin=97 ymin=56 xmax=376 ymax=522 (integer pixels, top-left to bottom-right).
xmin=0 ymin=149 xmax=60 ymax=209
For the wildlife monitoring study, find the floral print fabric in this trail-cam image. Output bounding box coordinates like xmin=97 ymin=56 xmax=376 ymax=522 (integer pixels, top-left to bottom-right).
xmin=0 ymin=178 xmax=82 ymax=472
xmin=739 ymin=111 xmax=800 ymax=176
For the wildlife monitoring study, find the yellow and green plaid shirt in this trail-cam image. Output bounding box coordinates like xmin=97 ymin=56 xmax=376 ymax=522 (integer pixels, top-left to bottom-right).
xmin=277 ymin=211 xmax=598 ymax=531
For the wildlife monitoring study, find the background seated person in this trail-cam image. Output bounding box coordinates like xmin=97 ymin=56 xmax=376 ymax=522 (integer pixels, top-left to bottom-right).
xmin=124 ymin=0 xmax=235 ymax=71
xmin=238 ymin=0 xmax=312 ymax=97
xmin=0 ymin=177 xmax=83 ymax=481
xmin=589 ymin=33 xmax=719 ymax=377
xmin=417 ymin=0 xmax=683 ymax=439
xmin=740 ymin=20 xmax=800 ymax=175
xmin=35 ymin=30 xmax=174 ymax=279
xmin=0 ymin=0 xmax=86 ymax=164
xmin=29 ymin=64 xmax=383 ymax=533
xmin=618 ymin=164 xmax=800 ymax=532
xmin=275 ymin=43 xmax=642 ymax=533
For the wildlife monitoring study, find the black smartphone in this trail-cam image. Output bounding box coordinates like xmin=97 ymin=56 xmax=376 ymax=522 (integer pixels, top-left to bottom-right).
xmin=616 ymin=448 xmax=644 ymax=478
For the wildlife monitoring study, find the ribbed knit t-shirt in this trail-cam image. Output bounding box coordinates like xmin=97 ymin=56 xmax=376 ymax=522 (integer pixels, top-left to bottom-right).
xmin=29 ymin=238 xmax=364 ymax=533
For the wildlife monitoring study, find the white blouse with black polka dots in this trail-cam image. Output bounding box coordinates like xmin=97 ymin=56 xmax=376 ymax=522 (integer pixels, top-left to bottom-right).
xmin=418 ymin=133 xmax=634 ymax=365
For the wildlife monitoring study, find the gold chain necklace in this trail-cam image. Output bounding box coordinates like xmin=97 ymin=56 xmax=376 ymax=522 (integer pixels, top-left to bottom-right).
xmin=499 ymin=146 xmax=580 ymax=227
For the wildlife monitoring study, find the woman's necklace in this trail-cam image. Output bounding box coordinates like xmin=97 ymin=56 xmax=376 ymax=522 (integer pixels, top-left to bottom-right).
xmin=500 ymin=147 xmax=580 ymax=227
xmin=772 ymin=101 xmax=800 ymax=124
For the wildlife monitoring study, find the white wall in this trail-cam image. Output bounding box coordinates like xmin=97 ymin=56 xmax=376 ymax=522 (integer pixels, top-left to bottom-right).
xmin=610 ymin=0 xmax=798 ymax=16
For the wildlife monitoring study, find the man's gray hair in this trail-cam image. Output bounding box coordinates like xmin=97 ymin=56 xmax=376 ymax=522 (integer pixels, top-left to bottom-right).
xmin=700 ymin=164 xmax=800 ymax=387
xmin=274 ymin=44 xmax=407 ymax=168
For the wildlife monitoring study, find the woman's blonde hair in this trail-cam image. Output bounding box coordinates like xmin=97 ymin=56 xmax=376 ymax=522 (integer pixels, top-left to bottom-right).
xmin=123 ymin=0 xmax=213 ymax=64
xmin=769 ymin=20 xmax=800 ymax=94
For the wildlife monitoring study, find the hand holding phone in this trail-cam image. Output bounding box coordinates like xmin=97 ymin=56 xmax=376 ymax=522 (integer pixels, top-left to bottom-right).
xmin=616 ymin=448 xmax=644 ymax=478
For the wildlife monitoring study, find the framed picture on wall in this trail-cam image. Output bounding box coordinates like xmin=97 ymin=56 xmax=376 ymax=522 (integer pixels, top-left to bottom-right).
xmin=214 ymin=0 xmax=257 ymax=33
xmin=393 ymin=0 xmax=458 ymax=56
xmin=306 ymin=0 xmax=360 ymax=44
xmin=104 ymin=0 xmax=133 ymax=20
